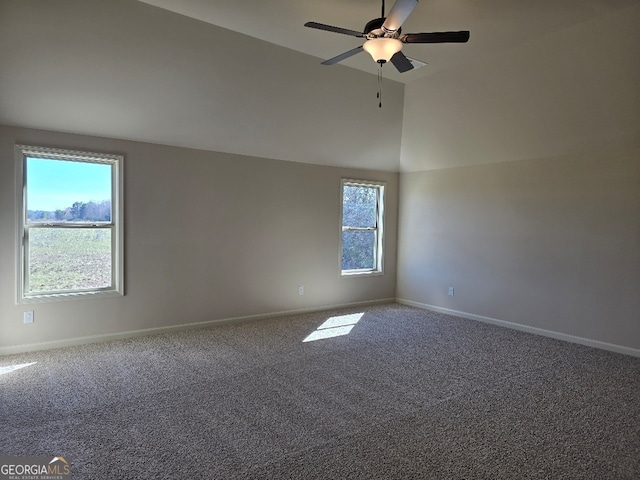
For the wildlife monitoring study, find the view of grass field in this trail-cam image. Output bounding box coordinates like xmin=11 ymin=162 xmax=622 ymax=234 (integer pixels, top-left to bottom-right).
xmin=28 ymin=228 xmax=111 ymax=293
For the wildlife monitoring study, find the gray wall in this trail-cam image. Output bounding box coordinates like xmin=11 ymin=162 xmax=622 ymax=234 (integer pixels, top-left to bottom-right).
xmin=397 ymin=2 xmax=640 ymax=352
xmin=0 ymin=125 xmax=398 ymax=352
xmin=397 ymin=150 xmax=640 ymax=351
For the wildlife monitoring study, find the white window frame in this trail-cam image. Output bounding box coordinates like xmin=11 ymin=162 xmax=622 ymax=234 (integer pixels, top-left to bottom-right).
xmin=15 ymin=145 xmax=124 ymax=303
xmin=340 ymin=179 xmax=385 ymax=276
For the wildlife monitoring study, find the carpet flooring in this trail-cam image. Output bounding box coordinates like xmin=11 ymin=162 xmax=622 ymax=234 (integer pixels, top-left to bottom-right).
xmin=1 ymin=303 xmax=639 ymax=479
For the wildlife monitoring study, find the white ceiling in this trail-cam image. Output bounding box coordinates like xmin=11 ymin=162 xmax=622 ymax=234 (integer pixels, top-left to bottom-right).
xmin=138 ymin=0 xmax=637 ymax=83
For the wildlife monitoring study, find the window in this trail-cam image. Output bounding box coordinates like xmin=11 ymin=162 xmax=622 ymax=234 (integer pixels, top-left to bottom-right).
xmin=15 ymin=145 xmax=124 ymax=302
xmin=341 ymin=179 xmax=384 ymax=275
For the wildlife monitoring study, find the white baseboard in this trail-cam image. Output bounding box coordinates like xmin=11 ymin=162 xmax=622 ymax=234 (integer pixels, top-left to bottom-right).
xmin=396 ymin=298 xmax=640 ymax=358
xmin=5 ymin=297 xmax=637 ymax=358
xmin=0 ymin=298 xmax=395 ymax=356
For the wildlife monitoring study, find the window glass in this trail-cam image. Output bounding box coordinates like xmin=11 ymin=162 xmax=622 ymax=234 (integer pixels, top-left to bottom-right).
xmin=28 ymin=228 xmax=112 ymax=294
xmin=342 ymin=230 xmax=376 ymax=271
xmin=342 ymin=185 xmax=377 ymax=228
xmin=26 ymin=158 xmax=112 ymax=223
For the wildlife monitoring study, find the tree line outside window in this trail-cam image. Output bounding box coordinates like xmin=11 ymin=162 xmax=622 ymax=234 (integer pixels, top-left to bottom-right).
xmin=28 ymin=200 xmax=111 ymax=223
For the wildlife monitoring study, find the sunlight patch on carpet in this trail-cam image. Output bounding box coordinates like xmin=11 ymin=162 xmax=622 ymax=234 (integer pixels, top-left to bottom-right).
xmin=303 ymin=313 xmax=364 ymax=342
xmin=0 ymin=361 xmax=37 ymax=376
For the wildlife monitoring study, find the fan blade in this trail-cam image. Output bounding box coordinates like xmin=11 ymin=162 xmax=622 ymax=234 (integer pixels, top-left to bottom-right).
xmin=401 ymin=31 xmax=470 ymax=43
xmin=390 ymin=51 xmax=414 ymax=73
xmin=321 ymin=45 xmax=364 ymax=65
xmin=304 ymin=22 xmax=364 ymax=38
xmin=382 ymin=0 xmax=419 ymax=33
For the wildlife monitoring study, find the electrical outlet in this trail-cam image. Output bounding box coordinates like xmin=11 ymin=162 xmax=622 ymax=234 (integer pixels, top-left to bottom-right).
xmin=298 ymin=285 xmax=304 ymax=295
xmin=448 ymin=287 xmax=454 ymax=297
xmin=23 ymin=311 xmax=34 ymax=324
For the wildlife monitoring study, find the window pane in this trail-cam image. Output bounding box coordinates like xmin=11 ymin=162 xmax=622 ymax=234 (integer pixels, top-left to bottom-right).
xmin=26 ymin=157 xmax=112 ymax=223
xmin=342 ymin=185 xmax=377 ymax=228
xmin=342 ymin=230 xmax=375 ymax=270
xmin=28 ymin=228 xmax=112 ymax=293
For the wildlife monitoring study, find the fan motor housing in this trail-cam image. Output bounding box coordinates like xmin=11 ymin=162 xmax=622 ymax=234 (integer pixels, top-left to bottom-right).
xmin=364 ymin=17 xmax=401 ymax=37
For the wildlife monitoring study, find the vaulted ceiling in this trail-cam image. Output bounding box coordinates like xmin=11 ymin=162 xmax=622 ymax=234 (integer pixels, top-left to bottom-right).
xmin=139 ymin=0 xmax=637 ymax=83
xmin=1 ymin=0 xmax=638 ymax=172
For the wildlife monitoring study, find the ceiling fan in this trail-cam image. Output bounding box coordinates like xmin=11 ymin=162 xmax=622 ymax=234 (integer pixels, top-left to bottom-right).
xmin=304 ymin=0 xmax=470 ymax=73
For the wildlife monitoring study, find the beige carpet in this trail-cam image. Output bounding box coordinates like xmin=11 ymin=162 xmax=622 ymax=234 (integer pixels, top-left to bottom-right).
xmin=1 ymin=303 xmax=639 ymax=479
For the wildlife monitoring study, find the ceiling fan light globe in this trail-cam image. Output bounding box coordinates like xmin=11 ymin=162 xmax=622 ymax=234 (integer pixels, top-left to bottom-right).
xmin=363 ymin=38 xmax=402 ymax=63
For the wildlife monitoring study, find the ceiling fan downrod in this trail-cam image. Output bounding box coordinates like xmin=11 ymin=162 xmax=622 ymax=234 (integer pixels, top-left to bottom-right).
xmin=377 ymin=61 xmax=384 ymax=108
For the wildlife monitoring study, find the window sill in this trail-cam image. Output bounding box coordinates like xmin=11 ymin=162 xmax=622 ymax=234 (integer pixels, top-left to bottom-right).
xmin=18 ymin=289 xmax=124 ymax=305
xmin=341 ymin=270 xmax=384 ymax=278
